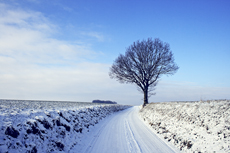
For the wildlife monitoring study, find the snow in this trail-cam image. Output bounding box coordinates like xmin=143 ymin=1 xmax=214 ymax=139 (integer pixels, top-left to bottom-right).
xmin=139 ymin=100 xmax=230 ymax=152
xmin=71 ymin=106 xmax=179 ymax=153
xmin=4 ymin=99 xmax=228 ymax=153
xmin=0 ymin=99 xmax=130 ymax=153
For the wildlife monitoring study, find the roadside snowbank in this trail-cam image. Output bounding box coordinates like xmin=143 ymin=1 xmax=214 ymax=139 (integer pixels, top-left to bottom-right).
xmin=139 ymin=100 xmax=230 ymax=152
xmin=0 ymin=101 xmax=130 ymax=153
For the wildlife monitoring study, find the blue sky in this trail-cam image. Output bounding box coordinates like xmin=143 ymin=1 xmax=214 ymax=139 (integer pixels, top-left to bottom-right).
xmin=0 ymin=0 xmax=229 ymax=105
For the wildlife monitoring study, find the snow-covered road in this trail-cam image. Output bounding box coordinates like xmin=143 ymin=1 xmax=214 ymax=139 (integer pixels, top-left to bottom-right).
xmin=73 ymin=106 xmax=178 ymax=153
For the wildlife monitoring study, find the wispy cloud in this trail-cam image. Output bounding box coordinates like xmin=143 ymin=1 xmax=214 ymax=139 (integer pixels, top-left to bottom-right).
xmin=2 ymin=2 xmax=226 ymax=105
xmin=0 ymin=3 xmax=140 ymax=104
xmin=0 ymin=4 xmax=53 ymax=32
xmin=0 ymin=3 xmax=94 ymax=65
xmin=81 ymin=31 xmax=106 ymax=42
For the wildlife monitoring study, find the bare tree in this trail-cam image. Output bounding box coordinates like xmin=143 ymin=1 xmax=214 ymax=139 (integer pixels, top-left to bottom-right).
xmin=109 ymin=38 xmax=179 ymax=107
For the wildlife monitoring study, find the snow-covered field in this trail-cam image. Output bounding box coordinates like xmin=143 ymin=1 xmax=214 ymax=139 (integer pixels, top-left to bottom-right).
xmin=0 ymin=99 xmax=131 ymax=153
xmin=139 ymin=100 xmax=230 ymax=153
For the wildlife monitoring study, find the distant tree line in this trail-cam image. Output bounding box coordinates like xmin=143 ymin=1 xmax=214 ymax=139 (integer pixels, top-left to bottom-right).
xmin=92 ymin=100 xmax=117 ymax=104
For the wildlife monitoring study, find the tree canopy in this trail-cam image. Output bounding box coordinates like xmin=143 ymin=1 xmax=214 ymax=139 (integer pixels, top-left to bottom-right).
xmin=109 ymin=38 xmax=179 ymax=107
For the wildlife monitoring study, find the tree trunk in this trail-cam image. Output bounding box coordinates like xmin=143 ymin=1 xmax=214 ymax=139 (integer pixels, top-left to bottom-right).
xmin=143 ymin=88 xmax=148 ymax=108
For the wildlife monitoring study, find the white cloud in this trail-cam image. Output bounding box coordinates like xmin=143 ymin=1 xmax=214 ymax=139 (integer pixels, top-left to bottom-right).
xmin=0 ymin=59 xmax=141 ymax=104
xmin=1 ymin=3 xmax=228 ymax=106
xmin=0 ymin=3 xmax=142 ymax=105
xmin=0 ymin=4 xmax=53 ymax=32
xmin=81 ymin=31 xmax=105 ymax=42
xmin=152 ymin=80 xmax=230 ymax=102
xmin=0 ymin=3 xmax=94 ymax=65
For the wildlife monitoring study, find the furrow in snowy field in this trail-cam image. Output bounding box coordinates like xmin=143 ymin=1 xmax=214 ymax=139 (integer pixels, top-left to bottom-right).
xmin=139 ymin=100 xmax=230 ymax=153
xmin=0 ymin=100 xmax=131 ymax=153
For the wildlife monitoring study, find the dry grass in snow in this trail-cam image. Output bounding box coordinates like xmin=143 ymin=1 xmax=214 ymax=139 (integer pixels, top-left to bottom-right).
xmin=139 ymin=100 xmax=230 ymax=153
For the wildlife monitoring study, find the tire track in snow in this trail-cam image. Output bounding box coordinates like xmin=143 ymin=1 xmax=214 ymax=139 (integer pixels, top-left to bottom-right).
xmin=83 ymin=122 xmax=107 ymax=153
xmin=124 ymin=118 xmax=142 ymax=153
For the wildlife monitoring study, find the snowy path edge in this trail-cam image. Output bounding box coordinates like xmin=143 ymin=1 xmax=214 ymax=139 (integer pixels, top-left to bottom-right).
xmin=0 ymin=103 xmax=131 ymax=153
